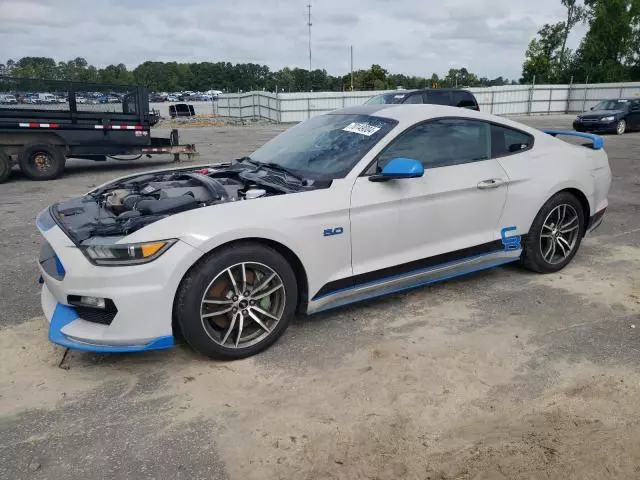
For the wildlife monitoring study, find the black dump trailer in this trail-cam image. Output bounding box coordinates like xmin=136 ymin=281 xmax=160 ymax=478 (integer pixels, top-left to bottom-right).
xmin=0 ymin=76 xmax=197 ymax=183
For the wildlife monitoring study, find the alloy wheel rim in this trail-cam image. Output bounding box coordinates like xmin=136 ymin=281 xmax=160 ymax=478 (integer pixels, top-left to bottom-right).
xmin=199 ymin=262 xmax=286 ymax=349
xmin=539 ymin=204 xmax=580 ymax=265
xmin=618 ymin=120 xmax=625 ymax=134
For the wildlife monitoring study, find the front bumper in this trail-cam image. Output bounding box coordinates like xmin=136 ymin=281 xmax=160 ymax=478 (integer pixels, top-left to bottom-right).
xmin=37 ymin=208 xmax=203 ymax=353
xmin=573 ymin=120 xmax=617 ymax=132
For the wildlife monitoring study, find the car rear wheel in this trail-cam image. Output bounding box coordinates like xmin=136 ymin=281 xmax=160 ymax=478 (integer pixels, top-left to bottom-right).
xmin=521 ymin=192 xmax=585 ymax=273
xmin=175 ymin=242 xmax=298 ymax=360
xmin=616 ymin=119 xmax=626 ymax=135
xmin=18 ymin=143 xmax=66 ymax=180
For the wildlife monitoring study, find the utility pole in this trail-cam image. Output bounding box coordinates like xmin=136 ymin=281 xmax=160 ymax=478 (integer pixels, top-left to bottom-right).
xmin=307 ymin=4 xmax=312 ymax=72
xmin=350 ymin=45 xmax=354 ymax=91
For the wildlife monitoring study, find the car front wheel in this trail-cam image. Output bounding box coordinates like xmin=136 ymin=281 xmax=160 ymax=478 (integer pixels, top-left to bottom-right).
xmin=521 ymin=192 xmax=586 ymax=273
xmin=616 ymin=119 xmax=626 ymax=135
xmin=175 ymin=242 xmax=298 ymax=360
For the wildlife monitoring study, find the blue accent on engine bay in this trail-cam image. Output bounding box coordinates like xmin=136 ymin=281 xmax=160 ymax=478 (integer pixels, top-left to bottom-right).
xmin=48 ymin=303 xmax=174 ymax=353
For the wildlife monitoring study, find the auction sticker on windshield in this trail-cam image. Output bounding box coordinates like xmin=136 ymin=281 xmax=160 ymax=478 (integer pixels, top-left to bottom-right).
xmin=342 ymin=122 xmax=381 ymax=136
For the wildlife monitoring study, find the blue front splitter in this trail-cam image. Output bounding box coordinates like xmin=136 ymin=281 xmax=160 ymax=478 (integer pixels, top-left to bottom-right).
xmin=49 ymin=303 xmax=174 ymax=353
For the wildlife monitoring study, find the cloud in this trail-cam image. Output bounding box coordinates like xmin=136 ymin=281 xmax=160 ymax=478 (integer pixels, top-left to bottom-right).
xmin=0 ymin=0 xmax=584 ymax=80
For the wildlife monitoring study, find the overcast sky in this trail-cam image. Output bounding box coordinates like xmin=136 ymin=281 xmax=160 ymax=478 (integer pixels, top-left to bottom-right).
xmin=0 ymin=0 xmax=587 ymax=80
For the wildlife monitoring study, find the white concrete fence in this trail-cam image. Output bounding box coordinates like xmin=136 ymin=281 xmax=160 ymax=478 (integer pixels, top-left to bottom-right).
xmin=153 ymin=82 xmax=640 ymax=123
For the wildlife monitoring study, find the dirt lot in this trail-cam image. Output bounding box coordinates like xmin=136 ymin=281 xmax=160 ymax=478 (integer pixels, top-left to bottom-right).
xmin=1 ymin=115 xmax=640 ymax=480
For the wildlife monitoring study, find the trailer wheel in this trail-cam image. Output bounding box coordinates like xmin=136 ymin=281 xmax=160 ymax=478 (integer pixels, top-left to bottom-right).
xmin=0 ymin=150 xmax=11 ymax=183
xmin=18 ymin=144 xmax=66 ymax=180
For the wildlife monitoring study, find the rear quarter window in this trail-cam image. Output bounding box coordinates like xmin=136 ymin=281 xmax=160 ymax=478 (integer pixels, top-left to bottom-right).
xmin=490 ymin=124 xmax=533 ymax=158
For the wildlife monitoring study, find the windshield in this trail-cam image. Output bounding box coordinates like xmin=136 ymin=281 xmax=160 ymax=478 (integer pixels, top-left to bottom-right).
xmin=249 ymin=114 xmax=397 ymax=180
xmin=365 ymin=93 xmax=407 ymax=104
xmin=593 ymin=99 xmax=629 ymax=111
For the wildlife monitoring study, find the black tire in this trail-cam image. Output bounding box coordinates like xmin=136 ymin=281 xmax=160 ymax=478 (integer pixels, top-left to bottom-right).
xmin=521 ymin=192 xmax=586 ymax=273
xmin=0 ymin=149 xmax=11 ymax=183
xmin=175 ymin=242 xmax=298 ymax=360
xmin=616 ymin=119 xmax=626 ymax=135
xmin=18 ymin=143 xmax=66 ymax=180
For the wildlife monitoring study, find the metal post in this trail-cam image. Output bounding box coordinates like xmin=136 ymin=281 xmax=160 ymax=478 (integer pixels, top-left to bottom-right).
xmin=619 ymin=86 xmax=624 ymax=99
xmin=350 ymin=45 xmax=354 ymax=91
xmin=258 ymin=94 xmax=262 ymax=119
xmin=307 ymin=4 xmax=312 ymax=71
xmin=527 ymin=75 xmax=535 ymax=115
xmin=582 ymin=76 xmax=589 ymax=112
xmin=547 ymin=87 xmax=553 ymax=114
xmin=252 ymin=93 xmax=256 ymax=119
xmin=565 ymin=76 xmax=573 ymax=113
xmin=490 ymin=90 xmax=495 ymax=114
xmin=277 ymin=93 xmax=282 ymax=123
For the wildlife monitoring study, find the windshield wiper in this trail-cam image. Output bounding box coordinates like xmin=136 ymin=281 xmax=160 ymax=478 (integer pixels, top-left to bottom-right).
xmin=259 ymin=162 xmax=305 ymax=182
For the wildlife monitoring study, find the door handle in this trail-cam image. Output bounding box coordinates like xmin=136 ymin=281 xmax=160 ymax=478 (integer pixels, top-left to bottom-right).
xmin=477 ymin=178 xmax=504 ymax=189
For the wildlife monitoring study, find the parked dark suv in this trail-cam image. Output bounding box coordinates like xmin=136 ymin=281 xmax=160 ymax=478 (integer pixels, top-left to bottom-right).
xmin=366 ymin=88 xmax=480 ymax=111
xmin=573 ymin=98 xmax=640 ymax=135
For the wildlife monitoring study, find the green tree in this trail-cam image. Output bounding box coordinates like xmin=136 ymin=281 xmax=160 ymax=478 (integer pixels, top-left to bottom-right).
xmin=521 ymin=22 xmax=565 ymax=83
xmin=573 ymin=0 xmax=640 ymax=82
xmin=559 ymin=0 xmax=587 ymax=63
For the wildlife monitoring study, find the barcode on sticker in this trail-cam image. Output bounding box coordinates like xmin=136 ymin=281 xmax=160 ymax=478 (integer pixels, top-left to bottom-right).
xmin=343 ymin=122 xmax=381 ymax=136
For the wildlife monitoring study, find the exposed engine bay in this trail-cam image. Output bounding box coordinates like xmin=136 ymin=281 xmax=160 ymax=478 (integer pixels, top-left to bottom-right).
xmin=51 ymin=161 xmax=326 ymax=244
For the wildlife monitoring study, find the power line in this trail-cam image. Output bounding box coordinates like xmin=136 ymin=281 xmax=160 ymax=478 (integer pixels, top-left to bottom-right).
xmin=307 ymin=4 xmax=312 ymax=71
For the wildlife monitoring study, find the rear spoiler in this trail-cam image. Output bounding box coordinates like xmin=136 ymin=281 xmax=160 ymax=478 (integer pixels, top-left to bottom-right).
xmin=543 ymin=130 xmax=604 ymax=150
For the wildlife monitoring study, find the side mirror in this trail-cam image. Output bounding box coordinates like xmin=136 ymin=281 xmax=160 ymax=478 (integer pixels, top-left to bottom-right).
xmin=369 ymin=157 xmax=424 ymax=182
xmin=589 ymin=106 xmax=595 ymax=110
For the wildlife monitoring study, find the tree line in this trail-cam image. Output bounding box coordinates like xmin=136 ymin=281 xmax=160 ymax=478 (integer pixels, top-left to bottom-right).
xmin=0 ymin=57 xmax=516 ymax=93
xmin=522 ymin=0 xmax=640 ymax=83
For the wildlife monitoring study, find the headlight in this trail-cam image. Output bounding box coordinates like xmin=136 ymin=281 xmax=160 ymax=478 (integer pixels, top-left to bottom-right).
xmin=601 ymin=116 xmax=615 ymax=122
xmin=576 ymin=116 xmax=582 ymax=121
xmin=81 ymin=239 xmax=177 ymax=265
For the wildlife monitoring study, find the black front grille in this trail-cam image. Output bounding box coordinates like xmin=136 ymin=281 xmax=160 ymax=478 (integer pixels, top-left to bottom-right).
xmin=74 ymin=306 xmax=117 ymax=325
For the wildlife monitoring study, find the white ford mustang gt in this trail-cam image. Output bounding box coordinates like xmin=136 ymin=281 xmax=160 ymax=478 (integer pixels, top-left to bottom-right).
xmin=36 ymin=104 xmax=611 ymax=359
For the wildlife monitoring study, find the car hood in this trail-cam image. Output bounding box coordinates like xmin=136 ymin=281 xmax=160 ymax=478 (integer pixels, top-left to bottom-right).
xmin=47 ymin=162 xmax=324 ymax=245
xmin=579 ymin=109 xmax=624 ymax=118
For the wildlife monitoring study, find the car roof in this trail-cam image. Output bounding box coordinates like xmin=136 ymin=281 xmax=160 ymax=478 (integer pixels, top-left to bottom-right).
xmin=377 ymin=88 xmax=474 ymax=95
xmin=329 ymin=104 xmax=540 ymax=134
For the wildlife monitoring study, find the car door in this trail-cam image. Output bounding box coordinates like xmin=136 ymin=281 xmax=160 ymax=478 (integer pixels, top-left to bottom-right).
xmin=627 ymin=100 xmax=640 ymax=130
xmin=349 ymin=118 xmax=509 ymax=277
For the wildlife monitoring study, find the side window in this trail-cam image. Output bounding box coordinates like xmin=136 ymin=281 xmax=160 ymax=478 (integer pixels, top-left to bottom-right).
xmin=423 ymin=90 xmax=451 ymax=105
xmin=404 ymin=94 xmax=423 ymax=104
xmin=631 ymin=99 xmax=640 ymax=111
xmin=377 ymin=119 xmax=490 ymax=170
xmin=490 ymin=124 xmax=533 ymax=157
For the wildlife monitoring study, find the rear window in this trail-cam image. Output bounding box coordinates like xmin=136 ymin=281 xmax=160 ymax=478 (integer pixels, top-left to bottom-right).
xmin=452 ymin=91 xmax=478 ymax=109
